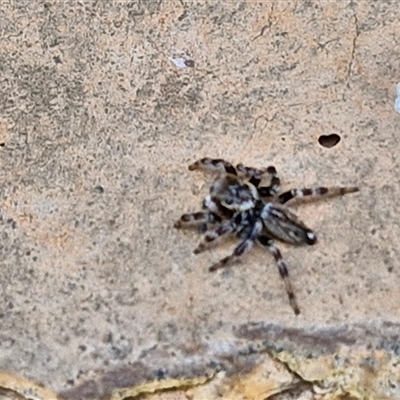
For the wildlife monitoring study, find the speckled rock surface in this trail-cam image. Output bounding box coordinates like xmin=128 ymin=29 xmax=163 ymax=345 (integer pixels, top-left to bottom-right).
xmin=0 ymin=1 xmax=399 ymax=399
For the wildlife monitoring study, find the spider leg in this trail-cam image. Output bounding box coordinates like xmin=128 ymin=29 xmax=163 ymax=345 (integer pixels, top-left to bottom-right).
xmin=189 ymin=158 xmax=237 ymax=175
xmin=194 ymin=219 xmax=238 ymax=254
xmin=258 ymin=235 xmax=300 ymax=315
xmin=257 ymin=166 xmax=280 ymax=197
xmin=237 ymin=164 xmax=281 ymax=194
xmin=209 ymin=220 xmax=263 ymax=272
xmin=278 ymin=186 xmax=359 ymax=204
xmin=174 ymin=211 xmax=221 ymax=229
xmin=236 ymin=163 xmax=273 ymax=179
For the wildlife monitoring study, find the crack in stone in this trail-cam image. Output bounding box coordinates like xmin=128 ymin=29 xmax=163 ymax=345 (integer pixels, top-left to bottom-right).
xmin=347 ymin=12 xmax=360 ymax=87
xmin=252 ymin=3 xmax=275 ymax=41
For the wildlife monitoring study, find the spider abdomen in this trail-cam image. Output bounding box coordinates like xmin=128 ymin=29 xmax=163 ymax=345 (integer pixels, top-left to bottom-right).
xmin=260 ymin=203 xmax=316 ymax=245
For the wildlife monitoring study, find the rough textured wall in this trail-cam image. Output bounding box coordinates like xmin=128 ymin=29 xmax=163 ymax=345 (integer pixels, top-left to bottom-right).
xmin=0 ymin=1 xmax=399 ymax=399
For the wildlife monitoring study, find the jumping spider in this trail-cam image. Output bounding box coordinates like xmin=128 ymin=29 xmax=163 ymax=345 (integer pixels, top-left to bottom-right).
xmin=174 ymin=157 xmax=359 ymax=315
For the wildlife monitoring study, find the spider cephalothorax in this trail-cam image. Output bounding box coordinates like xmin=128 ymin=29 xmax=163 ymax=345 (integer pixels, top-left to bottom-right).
xmin=175 ymin=157 xmax=359 ymax=315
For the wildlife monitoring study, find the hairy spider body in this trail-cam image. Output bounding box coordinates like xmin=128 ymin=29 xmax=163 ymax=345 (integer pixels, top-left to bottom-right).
xmin=175 ymin=157 xmax=359 ymax=315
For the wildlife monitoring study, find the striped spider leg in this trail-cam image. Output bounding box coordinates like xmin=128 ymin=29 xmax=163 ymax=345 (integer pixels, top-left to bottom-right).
xmin=188 ymin=157 xmax=238 ymax=175
xmin=208 ymin=218 xmax=262 ymax=272
xmin=193 ymin=218 xmax=239 ymax=254
xmin=174 ymin=210 xmax=222 ymax=229
xmin=257 ymin=235 xmax=300 ymax=315
xmin=278 ymin=186 xmax=359 ymax=204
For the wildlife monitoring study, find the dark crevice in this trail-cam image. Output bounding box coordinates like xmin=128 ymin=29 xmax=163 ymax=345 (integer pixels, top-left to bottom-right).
xmin=318 ymin=134 xmax=341 ymax=148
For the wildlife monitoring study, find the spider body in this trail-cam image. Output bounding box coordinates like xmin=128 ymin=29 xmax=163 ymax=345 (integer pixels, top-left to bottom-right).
xmin=175 ymin=157 xmax=359 ymax=315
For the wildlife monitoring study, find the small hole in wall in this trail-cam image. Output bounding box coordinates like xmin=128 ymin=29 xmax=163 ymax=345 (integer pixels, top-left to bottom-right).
xmin=318 ymin=134 xmax=341 ymax=148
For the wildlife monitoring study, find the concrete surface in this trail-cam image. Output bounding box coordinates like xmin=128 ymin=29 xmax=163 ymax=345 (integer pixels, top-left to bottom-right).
xmin=0 ymin=1 xmax=399 ymax=399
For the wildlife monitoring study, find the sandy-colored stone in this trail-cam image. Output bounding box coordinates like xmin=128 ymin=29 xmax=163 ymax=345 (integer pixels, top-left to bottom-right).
xmin=0 ymin=1 xmax=399 ymax=399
